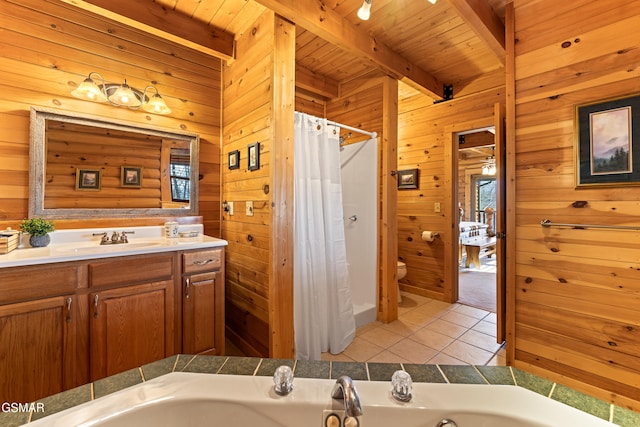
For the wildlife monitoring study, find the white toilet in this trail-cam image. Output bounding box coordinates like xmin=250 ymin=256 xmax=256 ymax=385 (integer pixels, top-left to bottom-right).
xmin=397 ymin=261 xmax=407 ymax=280
xmin=397 ymin=261 xmax=407 ymax=303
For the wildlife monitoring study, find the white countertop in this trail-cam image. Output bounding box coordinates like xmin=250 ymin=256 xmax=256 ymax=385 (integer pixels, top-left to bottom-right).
xmin=0 ymin=225 xmax=227 ymax=269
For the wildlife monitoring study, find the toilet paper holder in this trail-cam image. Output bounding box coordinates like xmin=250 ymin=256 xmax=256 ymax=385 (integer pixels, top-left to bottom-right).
xmin=421 ymin=231 xmax=440 ymax=242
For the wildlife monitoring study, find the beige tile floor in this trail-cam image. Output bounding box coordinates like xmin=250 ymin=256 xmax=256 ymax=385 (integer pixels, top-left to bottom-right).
xmin=321 ymin=293 xmax=506 ymax=366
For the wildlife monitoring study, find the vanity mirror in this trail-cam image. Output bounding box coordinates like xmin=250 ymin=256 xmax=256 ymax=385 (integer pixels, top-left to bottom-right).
xmin=29 ymin=107 xmax=199 ymax=218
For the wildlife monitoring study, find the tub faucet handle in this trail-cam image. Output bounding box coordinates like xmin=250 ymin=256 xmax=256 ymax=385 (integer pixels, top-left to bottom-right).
xmin=391 ymin=370 xmax=412 ymax=402
xmin=273 ymin=365 xmax=294 ymax=395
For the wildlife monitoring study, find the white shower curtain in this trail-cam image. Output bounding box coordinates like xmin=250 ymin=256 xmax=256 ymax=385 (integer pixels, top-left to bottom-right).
xmin=294 ymin=111 xmax=356 ymax=361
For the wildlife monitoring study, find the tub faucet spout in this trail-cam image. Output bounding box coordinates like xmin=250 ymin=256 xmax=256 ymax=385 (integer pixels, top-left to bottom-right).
xmin=331 ymin=376 xmax=363 ymax=417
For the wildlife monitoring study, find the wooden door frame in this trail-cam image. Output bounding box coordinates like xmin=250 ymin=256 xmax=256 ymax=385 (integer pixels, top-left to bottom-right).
xmin=444 ymin=109 xmax=506 ymax=342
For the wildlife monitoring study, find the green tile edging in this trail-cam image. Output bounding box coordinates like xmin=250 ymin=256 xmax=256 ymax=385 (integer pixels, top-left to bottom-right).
xmin=4 ymin=355 xmax=639 ymax=427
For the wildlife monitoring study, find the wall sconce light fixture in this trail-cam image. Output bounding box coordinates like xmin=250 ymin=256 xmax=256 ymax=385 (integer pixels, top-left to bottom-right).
xmin=357 ymin=0 xmax=372 ymax=20
xmin=71 ymin=72 xmax=171 ymax=115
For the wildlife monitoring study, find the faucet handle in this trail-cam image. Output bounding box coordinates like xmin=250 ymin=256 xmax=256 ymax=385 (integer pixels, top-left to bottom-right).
xmin=92 ymin=232 xmax=109 ymax=244
xmin=391 ymin=370 xmax=412 ymax=402
xmin=273 ymin=365 xmax=294 ymax=395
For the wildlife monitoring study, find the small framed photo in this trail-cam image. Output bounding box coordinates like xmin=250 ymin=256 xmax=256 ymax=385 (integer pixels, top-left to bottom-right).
xmin=228 ymin=150 xmax=240 ymax=170
xmin=248 ymin=142 xmax=260 ymax=171
xmin=121 ymin=166 xmax=142 ymax=188
xmin=76 ymin=168 xmax=101 ymax=191
xmin=575 ymin=94 xmax=640 ymax=187
xmin=397 ymin=168 xmax=419 ymax=189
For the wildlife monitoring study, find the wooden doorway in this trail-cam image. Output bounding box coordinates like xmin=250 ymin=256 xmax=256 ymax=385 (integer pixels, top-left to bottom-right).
xmin=444 ymin=103 xmax=506 ymax=343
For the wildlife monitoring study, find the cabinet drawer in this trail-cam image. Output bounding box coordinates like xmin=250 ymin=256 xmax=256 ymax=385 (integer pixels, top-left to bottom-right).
xmin=89 ymin=254 xmax=174 ymax=288
xmin=0 ymin=263 xmax=81 ymax=304
xmin=182 ymin=249 xmax=222 ymax=273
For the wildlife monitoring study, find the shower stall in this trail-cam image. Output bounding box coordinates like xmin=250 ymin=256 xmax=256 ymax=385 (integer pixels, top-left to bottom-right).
xmin=340 ymin=136 xmax=378 ymax=328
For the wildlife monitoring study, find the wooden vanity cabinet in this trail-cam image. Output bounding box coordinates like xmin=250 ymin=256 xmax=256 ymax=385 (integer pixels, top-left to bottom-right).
xmin=0 ymin=263 xmax=86 ymax=403
xmin=0 ymin=246 xmax=225 ymax=401
xmin=87 ymin=254 xmax=176 ymax=381
xmin=181 ymin=248 xmax=225 ymax=355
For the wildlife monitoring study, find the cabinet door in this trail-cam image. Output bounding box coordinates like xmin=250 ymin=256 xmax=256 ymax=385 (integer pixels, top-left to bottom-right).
xmin=183 ymin=271 xmax=223 ymax=355
xmin=90 ymin=280 xmax=174 ymax=380
xmin=0 ymin=295 xmax=79 ymax=402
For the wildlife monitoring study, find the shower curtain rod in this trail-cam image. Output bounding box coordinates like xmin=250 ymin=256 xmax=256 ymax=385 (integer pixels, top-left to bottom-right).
xmin=325 ymin=119 xmax=377 ymax=139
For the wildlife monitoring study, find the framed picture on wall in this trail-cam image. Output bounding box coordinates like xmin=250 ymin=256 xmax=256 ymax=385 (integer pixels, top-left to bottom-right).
xmin=121 ymin=166 xmax=143 ymax=188
xmin=397 ymin=168 xmax=419 ymax=189
xmin=76 ymin=168 xmax=101 ymax=191
xmin=248 ymin=142 xmax=260 ymax=171
xmin=228 ymin=150 xmax=240 ymax=170
xmin=575 ymin=94 xmax=640 ymax=187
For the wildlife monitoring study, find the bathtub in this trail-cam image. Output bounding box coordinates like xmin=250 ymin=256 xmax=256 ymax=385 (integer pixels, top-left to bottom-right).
xmin=29 ymin=372 xmax=616 ymax=426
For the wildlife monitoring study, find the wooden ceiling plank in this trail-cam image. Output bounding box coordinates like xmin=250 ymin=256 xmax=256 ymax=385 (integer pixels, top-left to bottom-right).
xmin=447 ymin=0 xmax=505 ymax=65
xmin=60 ymin=0 xmax=236 ymax=60
xmin=255 ymin=0 xmax=444 ymax=99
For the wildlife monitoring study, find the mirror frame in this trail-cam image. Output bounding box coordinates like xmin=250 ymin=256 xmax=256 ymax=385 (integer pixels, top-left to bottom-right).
xmin=29 ymin=107 xmax=200 ymax=219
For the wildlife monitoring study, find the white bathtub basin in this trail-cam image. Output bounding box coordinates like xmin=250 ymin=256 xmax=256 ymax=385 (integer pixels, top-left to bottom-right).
xmin=30 ymin=372 xmax=617 ymax=427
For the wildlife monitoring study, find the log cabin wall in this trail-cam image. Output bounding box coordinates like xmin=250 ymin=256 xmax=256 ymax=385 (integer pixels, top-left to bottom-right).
xmin=512 ymin=0 xmax=640 ymax=409
xmin=222 ymin=10 xmax=277 ymax=357
xmin=0 ymin=0 xmax=221 ymax=234
xmin=397 ymin=84 xmax=505 ymax=300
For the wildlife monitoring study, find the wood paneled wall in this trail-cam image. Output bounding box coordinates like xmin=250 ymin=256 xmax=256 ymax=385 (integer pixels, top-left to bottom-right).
xmin=397 ymin=84 xmax=505 ymax=299
xmin=0 ymin=0 xmax=221 ymax=234
xmin=512 ymin=0 xmax=640 ymax=409
xmin=222 ymin=10 xmax=277 ymax=357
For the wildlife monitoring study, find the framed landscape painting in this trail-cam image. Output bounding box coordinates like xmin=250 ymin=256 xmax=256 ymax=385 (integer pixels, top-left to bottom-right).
xmin=575 ymin=94 xmax=640 ymax=187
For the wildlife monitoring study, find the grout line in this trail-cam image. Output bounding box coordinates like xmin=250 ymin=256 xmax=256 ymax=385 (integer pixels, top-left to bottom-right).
xmin=252 ymin=359 xmax=264 ymax=376
xmin=609 ymin=404 xmax=615 ymax=423
xmin=171 ymin=355 xmax=180 ymax=372
xmin=435 ymin=364 xmax=450 ymax=383
xmin=215 ymin=357 xmax=230 ymax=375
xmin=181 ymin=354 xmax=198 ymax=371
xmin=473 ymin=365 xmax=490 ymax=384
xmin=548 ymin=382 xmax=557 ymax=399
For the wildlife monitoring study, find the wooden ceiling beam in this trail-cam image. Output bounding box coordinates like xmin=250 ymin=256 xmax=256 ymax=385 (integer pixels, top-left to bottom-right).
xmin=447 ymin=0 xmax=505 ymax=65
xmin=59 ymin=0 xmax=236 ymax=60
xmin=295 ymin=66 xmax=340 ymax=99
xmin=255 ymin=0 xmax=445 ymax=99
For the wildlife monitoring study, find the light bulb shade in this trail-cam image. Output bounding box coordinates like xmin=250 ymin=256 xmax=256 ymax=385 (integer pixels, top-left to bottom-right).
xmin=428 ymin=0 xmax=437 ymax=4
xmin=108 ymin=80 xmax=141 ymax=107
xmin=357 ymin=0 xmax=371 ymax=20
xmin=143 ymin=93 xmax=172 ymax=115
xmin=71 ymin=77 xmax=108 ymax=103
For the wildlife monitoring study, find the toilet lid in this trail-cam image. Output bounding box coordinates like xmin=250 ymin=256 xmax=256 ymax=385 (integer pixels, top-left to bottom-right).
xmin=397 ymin=261 xmax=406 ymax=267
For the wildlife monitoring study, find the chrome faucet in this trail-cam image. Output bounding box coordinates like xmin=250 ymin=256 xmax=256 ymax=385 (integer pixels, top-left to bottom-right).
xmin=331 ymin=376 xmax=363 ymax=418
xmin=92 ymin=231 xmax=135 ymax=245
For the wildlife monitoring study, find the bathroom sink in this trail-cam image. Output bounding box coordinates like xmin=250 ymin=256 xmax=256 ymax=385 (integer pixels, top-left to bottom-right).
xmin=53 ymin=242 xmax=163 ymax=254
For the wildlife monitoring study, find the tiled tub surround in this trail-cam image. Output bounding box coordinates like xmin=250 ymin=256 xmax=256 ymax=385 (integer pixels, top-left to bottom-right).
xmin=0 ymin=224 xmax=225 ymax=268
xmin=2 ymin=355 xmax=638 ymax=426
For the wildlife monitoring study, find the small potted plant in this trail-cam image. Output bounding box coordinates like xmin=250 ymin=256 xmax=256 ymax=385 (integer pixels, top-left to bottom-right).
xmin=20 ymin=218 xmax=55 ymax=248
